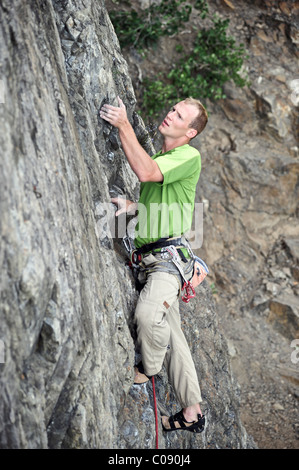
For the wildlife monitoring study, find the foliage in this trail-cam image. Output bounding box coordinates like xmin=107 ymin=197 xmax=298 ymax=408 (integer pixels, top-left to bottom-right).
xmin=108 ymin=1 xmax=249 ymax=116
xmin=142 ymin=15 xmax=249 ymax=116
xmin=109 ymin=0 xmax=208 ymax=50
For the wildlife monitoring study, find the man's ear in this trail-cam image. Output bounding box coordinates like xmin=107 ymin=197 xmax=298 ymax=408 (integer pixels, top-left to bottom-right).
xmin=186 ymin=128 xmax=198 ymax=139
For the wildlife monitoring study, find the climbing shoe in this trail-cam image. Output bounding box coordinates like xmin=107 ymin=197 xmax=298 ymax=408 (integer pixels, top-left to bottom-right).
xmin=161 ymin=409 xmax=205 ymax=433
xmin=134 ymin=362 xmax=152 ymax=385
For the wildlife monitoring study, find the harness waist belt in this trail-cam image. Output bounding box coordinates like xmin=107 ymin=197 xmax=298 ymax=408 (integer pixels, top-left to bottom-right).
xmin=135 ymin=237 xmax=183 ymax=256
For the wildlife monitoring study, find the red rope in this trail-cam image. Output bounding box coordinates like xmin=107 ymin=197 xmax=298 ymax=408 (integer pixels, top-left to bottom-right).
xmin=152 ymin=376 xmax=159 ymax=449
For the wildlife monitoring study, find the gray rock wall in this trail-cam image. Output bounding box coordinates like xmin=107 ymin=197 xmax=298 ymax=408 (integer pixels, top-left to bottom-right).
xmin=0 ymin=0 xmax=253 ymax=448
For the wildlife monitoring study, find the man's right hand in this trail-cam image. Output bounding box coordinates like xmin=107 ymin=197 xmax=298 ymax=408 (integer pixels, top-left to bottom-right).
xmin=101 ymin=97 xmax=162 ymax=183
xmin=100 ymin=96 xmax=128 ymax=129
xmin=111 ymin=197 xmax=137 ymax=216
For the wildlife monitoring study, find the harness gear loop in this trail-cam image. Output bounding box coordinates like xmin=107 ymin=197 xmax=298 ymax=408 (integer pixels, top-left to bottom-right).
xmin=161 ymin=245 xmax=196 ymax=303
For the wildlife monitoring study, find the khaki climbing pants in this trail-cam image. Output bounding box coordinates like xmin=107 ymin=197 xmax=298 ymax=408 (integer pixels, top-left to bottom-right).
xmin=134 ymin=253 xmax=202 ymax=408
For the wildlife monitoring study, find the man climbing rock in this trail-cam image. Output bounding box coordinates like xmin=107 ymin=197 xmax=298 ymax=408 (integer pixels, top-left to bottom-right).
xmin=100 ymin=96 xmax=208 ymax=434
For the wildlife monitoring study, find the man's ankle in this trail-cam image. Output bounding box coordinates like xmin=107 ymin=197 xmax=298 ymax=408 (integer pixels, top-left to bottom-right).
xmin=183 ymin=404 xmax=202 ymax=422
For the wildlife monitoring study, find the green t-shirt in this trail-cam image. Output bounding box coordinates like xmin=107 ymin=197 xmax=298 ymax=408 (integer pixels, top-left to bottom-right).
xmin=134 ymin=144 xmax=201 ymax=249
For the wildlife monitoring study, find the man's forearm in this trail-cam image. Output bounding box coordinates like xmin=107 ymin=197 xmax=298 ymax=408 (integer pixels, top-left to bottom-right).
xmin=100 ymin=97 xmax=163 ymax=183
xmin=118 ymin=121 xmax=157 ymax=182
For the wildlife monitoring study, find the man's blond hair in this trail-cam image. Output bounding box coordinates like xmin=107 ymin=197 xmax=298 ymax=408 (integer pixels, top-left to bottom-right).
xmin=185 ymin=97 xmax=208 ymax=136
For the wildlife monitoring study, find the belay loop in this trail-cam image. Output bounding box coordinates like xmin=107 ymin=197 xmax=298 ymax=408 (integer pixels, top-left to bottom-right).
xmin=181 ymin=281 xmax=196 ymax=303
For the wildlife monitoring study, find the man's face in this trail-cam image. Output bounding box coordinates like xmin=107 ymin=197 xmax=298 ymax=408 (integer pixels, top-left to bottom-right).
xmin=158 ymin=101 xmax=198 ymax=140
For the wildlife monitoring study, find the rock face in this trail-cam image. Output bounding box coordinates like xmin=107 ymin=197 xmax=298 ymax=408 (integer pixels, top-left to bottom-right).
xmin=0 ymin=0 xmax=253 ymax=449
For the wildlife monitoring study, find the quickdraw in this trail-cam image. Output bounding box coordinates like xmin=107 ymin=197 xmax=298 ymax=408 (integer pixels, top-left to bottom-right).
xmin=181 ymin=281 xmax=196 ymax=303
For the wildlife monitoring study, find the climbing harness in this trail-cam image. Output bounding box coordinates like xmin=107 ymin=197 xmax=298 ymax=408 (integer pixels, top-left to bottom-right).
xmin=129 ymin=236 xmax=186 ymax=268
xmin=123 ymin=234 xmax=209 ymax=303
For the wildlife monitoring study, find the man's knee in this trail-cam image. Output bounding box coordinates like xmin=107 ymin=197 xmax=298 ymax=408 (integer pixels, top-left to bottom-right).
xmin=135 ymin=300 xmax=170 ymax=348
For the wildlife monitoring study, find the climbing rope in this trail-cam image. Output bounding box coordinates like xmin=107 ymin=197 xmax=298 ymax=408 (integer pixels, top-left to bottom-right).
xmin=152 ymin=376 xmax=159 ymax=449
